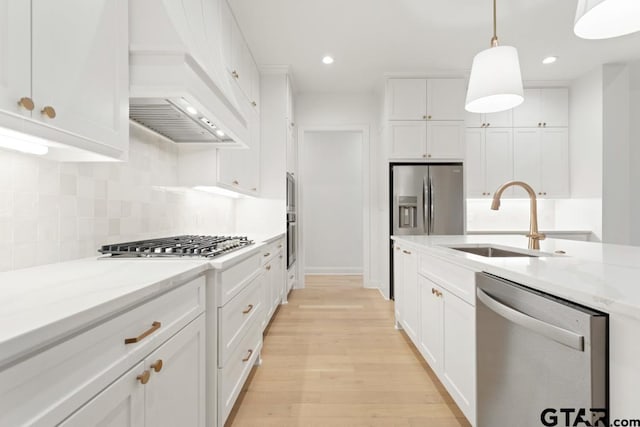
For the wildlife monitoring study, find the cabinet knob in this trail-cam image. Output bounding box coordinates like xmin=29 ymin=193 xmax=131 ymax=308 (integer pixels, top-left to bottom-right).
xmin=266 ymin=264 xmax=272 ymax=271
xmin=41 ymin=106 xmax=56 ymax=119
xmin=402 ymin=250 xmax=412 ymax=255
xmin=543 ymin=192 xmax=547 ymax=195
xmin=427 ymin=115 xmax=432 ymax=120
xmin=431 ymin=288 xmax=436 ymax=295
xmin=538 ymin=122 xmax=542 ymax=127
xmin=422 ymin=115 xmax=427 ymax=120
xmin=486 ymin=123 xmax=490 ymax=127
xmin=137 ymin=370 xmax=151 ymax=385
xmin=427 ymin=154 xmax=432 ymax=158
xmin=150 ymin=359 xmax=163 ymax=373
xmin=232 ymin=70 xmax=239 ymax=79
xmin=251 ymin=187 xmax=257 ymax=191
xmin=251 ymin=101 xmax=257 ymax=107
xmin=543 ymin=122 xmax=547 ymax=127
xmin=481 ymin=123 xmax=486 ymax=127
xmin=242 ymin=349 xmax=254 ymax=362
xmin=538 ymin=192 xmax=542 ymax=195
xmin=17 ymin=97 xmax=34 ymax=111
xmin=232 ymin=180 xmax=239 ymax=185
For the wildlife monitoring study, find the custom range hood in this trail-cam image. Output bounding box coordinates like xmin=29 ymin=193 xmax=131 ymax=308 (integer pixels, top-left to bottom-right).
xmin=129 ymin=0 xmax=248 ymax=147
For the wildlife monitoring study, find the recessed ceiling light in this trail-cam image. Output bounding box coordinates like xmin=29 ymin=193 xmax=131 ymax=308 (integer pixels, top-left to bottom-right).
xmin=185 ymin=106 xmax=198 ymax=115
xmin=322 ymin=56 xmax=334 ymax=65
xmin=542 ymin=56 xmax=558 ymax=65
xmin=215 ymin=129 xmax=225 ymax=137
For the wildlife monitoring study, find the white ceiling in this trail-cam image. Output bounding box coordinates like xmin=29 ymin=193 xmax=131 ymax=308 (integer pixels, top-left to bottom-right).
xmin=230 ymin=0 xmax=640 ymax=93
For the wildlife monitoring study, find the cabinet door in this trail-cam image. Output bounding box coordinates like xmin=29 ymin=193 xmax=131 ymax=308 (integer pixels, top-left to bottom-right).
xmin=250 ymin=60 xmax=260 ymax=111
xmin=427 ymin=121 xmax=464 ymax=159
xmin=442 ymin=291 xmax=475 ymax=423
xmin=230 ymin=18 xmax=244 ymax=87
xmin=464 ymin=129 xmax=486 ymax=197
xmin=145 ymin=315 xmax=206 ymax=427
xmin=31 ymin=0 xmax=128 ymax=151
xmin=218 ymin=148 xmax=241 ymax=189
xmin=418 ymin=276 xmax=443 ymax=372
xmin=59 ymin=362 xmax=145 ymax=427
xmin=393 ymin=245 xmax=404 ymax=323
xmin=387 ymin=79 xmax=427 ymax=120
xmin=513 ymin=128 xmax=542 ymax=194
xmin=464 ymin=112 xmax=484 ymax=128
xmin=485 ymin=109 xmax=513 ymax=128
xmin=540 ymin=88 xmax=568 ymax=127
xmin=219 ymin=0 xmax=233 ymax=73
xmin=484 ymin=128 xmax=514 ymax=197
xmin=541 ymin=128 xmax=569 ymax=197
xmin=388 ymin=121 xmax=427 ymax=158
xmin=512 ymin=88 xmax=541 ymax=128
xmin=0 ymin=0 xmax=31 ymax=117
xmin=401 ymin=248 xmax=419 ymax=342
xmin=427 ymin=79 xmax=466 ymax=121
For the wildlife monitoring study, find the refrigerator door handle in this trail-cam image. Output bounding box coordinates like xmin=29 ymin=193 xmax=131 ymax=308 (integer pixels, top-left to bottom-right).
xmin=429 ymin=176 xmax=434 ymax=234
xmin=423 ymin=176 xmax=429 ymax=233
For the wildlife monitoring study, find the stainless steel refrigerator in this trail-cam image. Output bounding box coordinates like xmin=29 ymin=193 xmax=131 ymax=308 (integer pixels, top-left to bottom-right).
xmin=390 ymin=163 xmax=464 ymax=297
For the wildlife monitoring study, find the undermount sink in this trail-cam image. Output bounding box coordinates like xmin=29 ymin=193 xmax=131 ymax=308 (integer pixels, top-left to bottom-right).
xmin=449 ymin=246 xmax=539 ymax=258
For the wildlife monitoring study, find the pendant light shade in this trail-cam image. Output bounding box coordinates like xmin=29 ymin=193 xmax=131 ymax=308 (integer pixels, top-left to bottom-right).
xmin=465 ymin=46 xmax=524 ymax=113
xmin=465 ymin=0 xmax=524 ymax=114
xmin=574 ymin=0 xmax=640 ymax=39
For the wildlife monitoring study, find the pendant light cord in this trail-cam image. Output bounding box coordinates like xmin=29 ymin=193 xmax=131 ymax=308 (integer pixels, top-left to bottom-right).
xmin=491 ymin=0 xmax=499 ymax=47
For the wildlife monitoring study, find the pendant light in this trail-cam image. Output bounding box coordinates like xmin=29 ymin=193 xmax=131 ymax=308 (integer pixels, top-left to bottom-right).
xmin=574 ymin=0 xmax=640 ymax=39
xmin=465 ymin=0 xmax=524 ymax=114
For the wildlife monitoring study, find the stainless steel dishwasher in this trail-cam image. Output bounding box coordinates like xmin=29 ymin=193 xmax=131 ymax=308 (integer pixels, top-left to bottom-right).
xmin=476 ymin=273 xmax=608 ymax=427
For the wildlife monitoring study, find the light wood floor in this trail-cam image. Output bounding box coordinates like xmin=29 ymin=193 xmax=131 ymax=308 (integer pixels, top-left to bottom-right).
xmin=226 ymin=275 xmax=470 ymax=427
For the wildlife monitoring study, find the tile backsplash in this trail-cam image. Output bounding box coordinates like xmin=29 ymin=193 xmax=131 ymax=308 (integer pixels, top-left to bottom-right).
xmin=0 ymin=125 xmax=236 ymax=272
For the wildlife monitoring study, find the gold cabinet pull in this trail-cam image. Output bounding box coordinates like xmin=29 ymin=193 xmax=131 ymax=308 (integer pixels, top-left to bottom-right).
xmin=427 ymin=154 xmax=432 ymax=158
xmin=251 ymin=187 xmax=257 ymax=191
xmin=279 ymin=255 xmax=283 ymax=259
xmin=289 ymin=275 xmax=294 ymax=280
xmin=17 ymin=97 xmax=35 ymax=111
xmin=232 ymin=180 xmax=239 ymax=185
xmin=427 ymin=115 xmax=432 ymax=119
xmin=125 ymin=321 xmax=161 ymax=344
xmin=538 ymin=122 xmax=542 ymax=127
xmin=422 ymin=115 xmax=427 ymax=120
xmin=266 ymin=265 xmax=271 ymax=271
xmin=251 ymin=101 xmax=257 ymax=107
xmin=395 ymin=246 xmax=400 ymax=251
xmin=242 ymin=349 xmax=253 ymax=362
xmin=278 ymin=244 xmax=283 ymax=248
xmin=137 ymin=370 xmax=151 ymax=384
xmin=263 ymin=252 xmax=271 ymax=257
xmin=402 ymin=250 xmax=411 ymax=255
xmin=41 ymin=106 xmax=56 ymax=119
xmin=242 ymin=304 xmax=254 ymax=314
xmin=232 ymin=70 xmax=239 ymax=79
xmin=150 ymin=359 xmax=163 ymax=372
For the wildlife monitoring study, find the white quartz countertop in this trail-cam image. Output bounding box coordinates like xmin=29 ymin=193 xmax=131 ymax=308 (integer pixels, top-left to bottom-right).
xmin=0 ymin=233 xmax=283 ymax=368
xmin=392 ymin=234 xmax=640 ymax=320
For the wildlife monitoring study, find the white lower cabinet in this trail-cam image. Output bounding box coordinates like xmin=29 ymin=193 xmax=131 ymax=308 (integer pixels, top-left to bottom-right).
xmin=395 ymin=245 xmax=476 ymax=425
xmin=393 ymin=243 xmax=419 ymax=342
xmin=59 ymin=361 xmax=145 ymax=427
xmin=418 ymin=276 xmax=443 ymax=372
xmin=61 ymin=315 xmax=206 ymax=427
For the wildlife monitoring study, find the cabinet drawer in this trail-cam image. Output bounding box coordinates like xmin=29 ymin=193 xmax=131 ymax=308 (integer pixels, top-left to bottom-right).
xmin=419 ymin=253 xmax=476 ymax=305
xmin=0 ymin=276 xmax=205 ymax=427
xmin=218 ymin=273 xmax=265 ymax=367
xmin=218 ymin=320 xmax=262 ymax=425
xmin=217 ymin=252 xmax=261 ymax=306
xmin=261 ymin=239 xmax=284 ymax=265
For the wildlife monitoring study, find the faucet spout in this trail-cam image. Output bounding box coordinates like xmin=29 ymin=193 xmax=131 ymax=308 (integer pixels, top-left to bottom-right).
xmin=490 ymin=181 xmax=546 ymax=250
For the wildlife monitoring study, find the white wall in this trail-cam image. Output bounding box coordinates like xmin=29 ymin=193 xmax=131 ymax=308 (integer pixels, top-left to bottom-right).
xmin=629 ymin=61 xmax=640 ymax=245
xmin=301 ymin=131 xmax=363 ymax=274
xmin=0 ymin=125 xmax=237 ymax=272
xmin=602 ymin=64 xmax=631 ymax=244
xmin=295 ymin=92 xmax=384 ymax=290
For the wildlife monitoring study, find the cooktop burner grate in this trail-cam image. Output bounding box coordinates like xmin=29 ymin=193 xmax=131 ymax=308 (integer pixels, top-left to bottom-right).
xmin=98 ymin=235 xmax=253 ymax=258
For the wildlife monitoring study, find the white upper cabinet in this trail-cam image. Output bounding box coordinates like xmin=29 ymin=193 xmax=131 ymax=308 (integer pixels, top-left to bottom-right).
xmin=427 ymin=79 xmax=466 ymax=121
xmin=465 ymin=109 xmax=513 ymax=128
xmin=513 ymin=127 xmax=569 ymax=198
xmin=388 ymin=121 xmax=427 ymax=158
xmin=220 ymin=0 xmax=233 ymax=71
xmin=0 ymin=0 xmax=129 ymax=160
xmin=513 ymin=88 xmax=568 ymax=128
xmin=31 ymin=0 xmax=128 ymax=153
xmin=427 ymin=121 xmax=464 ymax=159
xmin=387 ymin=79 xmax=427 ymax=120
xmin=387 ymin=78 xmax=466 ymax=121
xmin=465 ymin=128 xmax=514 ymax=198
xmin=0 ymin=0 xmax=30 ymax=118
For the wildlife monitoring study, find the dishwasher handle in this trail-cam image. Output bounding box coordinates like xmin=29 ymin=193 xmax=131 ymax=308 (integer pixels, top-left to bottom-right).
xmin=477 ymin=288 xmax=585 ymax=352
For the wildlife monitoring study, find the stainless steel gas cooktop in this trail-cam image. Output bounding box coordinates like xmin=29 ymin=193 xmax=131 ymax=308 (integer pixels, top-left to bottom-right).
xmin=98 ymin=235 xmax=253 ymax=259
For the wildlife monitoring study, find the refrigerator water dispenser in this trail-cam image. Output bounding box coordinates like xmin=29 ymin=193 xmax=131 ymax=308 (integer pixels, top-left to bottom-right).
xmin=397 ymin=196 xmax=418 ymax=228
